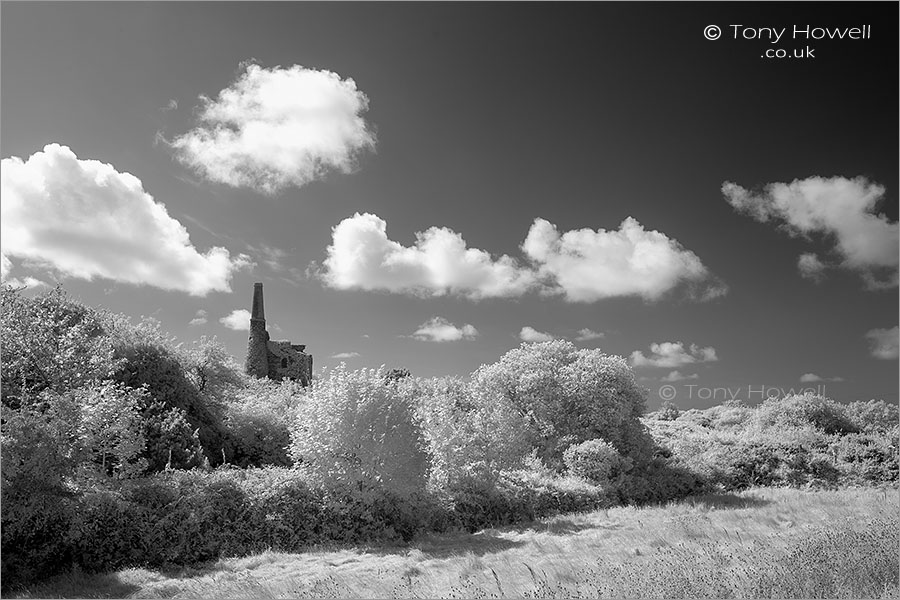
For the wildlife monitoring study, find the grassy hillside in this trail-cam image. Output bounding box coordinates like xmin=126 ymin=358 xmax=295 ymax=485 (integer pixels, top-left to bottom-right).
xmin=15 ymin=487 xmax=898 ymax=599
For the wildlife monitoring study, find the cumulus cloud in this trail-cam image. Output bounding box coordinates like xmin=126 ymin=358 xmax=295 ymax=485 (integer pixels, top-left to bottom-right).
xmin=800 ymin=373 xmax=845 ymax=383
xmin=412 ymin=317 xmax=478 ymax=342
xmin=189 ymin=310 xmax=208 ymax=326
xmin=575 ymin=328 xmax=605 ymax=341
xmin=630 ymin=341 xmax=718 ymax=368
xmin=1 ymin=144 xmax=250 ymax=296
xmin=661 ymin=370 xmax=699 ymax=382
xmin=332 ymin=351 xmax=360 ymax=359
xmin=319 ymin=213 xmax=723 ymax=302
xmin=865 ymin=326 xmax=899 ymax=360
xmin=170 ymin=63 xmax=376 ymax=194
xmin=521 ymin=217 xmax=726 ymax=302
xmin=220 ymin=309 xmax=251 ymax=331
xmin=520 ymin=326 xmax=554 ymax=343
xmin=797 ymin=253 xmax=827 ymax=282
xmin=723 ymin=177 xmax=899 ymax=288
xmin=321 ymin=213 xmax=537 ymax=299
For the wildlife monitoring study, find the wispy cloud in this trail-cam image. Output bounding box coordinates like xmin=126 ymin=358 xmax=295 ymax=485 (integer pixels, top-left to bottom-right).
xmin=331 ymin=351 xmax=360 ymax=359
xmin=865 ymin=326 xmax=899 ymax=360
xmin=170 ymin=63 xmax=376 ymax=194
xmin=660 ymin=370 xmax=699 ymax=382
xmin=189 ymin=309 xmax=208 ymax=326
xmin=574 ymin=328 xmax=605 ymax=341
xmin=1 ymin=144 xmax=251 ymax=296
xmin=723 ymin=177 xmax=898 ymax=289
xmin=797 ymin=253 xmax=827 ymax=282
xmin=799 ymin=373 xmax=845 ymax=383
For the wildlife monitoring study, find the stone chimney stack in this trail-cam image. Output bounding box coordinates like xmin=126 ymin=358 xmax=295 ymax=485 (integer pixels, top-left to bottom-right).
xmin=245 ymin=282 xmax=270 ymax=378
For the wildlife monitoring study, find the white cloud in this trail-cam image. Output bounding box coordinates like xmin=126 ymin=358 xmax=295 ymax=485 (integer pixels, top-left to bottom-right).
xmin=521 ymin=217 xmax=726 ymax=302
xmin=800 ymin=373 xmax=844 ymax=383
xmin=1 ymin=144 xmax=250 ymax=296
xmin=865 ymin=326 xmax=899 ymax=360
xmin=630 ymin=341 xmax=718 ymax=368
xmin=189 ymin=309 xmax=208 ymax=326
xmin=220 ymin=309 xmax=251 ymax=331
xmin=723 ymin=177 xmax=899 ymax=288
xmin=170 ymin=63 xmax=376 ymax=194
xmin=332 ymin=351 xmax=360 ymax=359
xmin=319 ymin=213 xmax=724 ymax=303
xmin=797 ymin=253 xmax=827 ymax=282
xmin=412 ymin=317 xmax=479 ymax=342
xmin=321 ymin=213 xmax=537 ymax=299
xmin=520 ymin=326 xmax=554 ymax=343
xmin=661 ymin=370 xmax=699 ymax=382
xmin=575 ymin=328 xmax=605 ymax=341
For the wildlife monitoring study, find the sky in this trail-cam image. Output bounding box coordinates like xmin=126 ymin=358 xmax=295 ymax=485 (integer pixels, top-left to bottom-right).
xmin=2 ymin=2 xmax=897 ymax=409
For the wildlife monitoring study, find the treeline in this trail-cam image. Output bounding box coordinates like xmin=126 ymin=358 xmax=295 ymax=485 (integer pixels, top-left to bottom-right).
xmin=1 ymin=286 xmax=896 ymax=590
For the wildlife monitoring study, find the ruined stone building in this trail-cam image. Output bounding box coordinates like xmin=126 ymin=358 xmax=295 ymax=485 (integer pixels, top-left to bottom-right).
xmin=245 ymin=283 xmax=312 ymax=385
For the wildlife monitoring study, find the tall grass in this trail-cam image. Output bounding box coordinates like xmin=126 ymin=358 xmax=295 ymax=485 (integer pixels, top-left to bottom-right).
xmin=13 ymin=487 xmax=898 ymax=599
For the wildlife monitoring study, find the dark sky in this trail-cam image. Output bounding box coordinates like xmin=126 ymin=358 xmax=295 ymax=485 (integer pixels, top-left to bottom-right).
xmin=2 ymin=2 xmax=897 ymax=408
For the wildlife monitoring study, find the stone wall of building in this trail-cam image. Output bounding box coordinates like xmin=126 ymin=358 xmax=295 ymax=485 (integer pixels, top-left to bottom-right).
xmin=266 ymin=340 xmax=312 ymax=385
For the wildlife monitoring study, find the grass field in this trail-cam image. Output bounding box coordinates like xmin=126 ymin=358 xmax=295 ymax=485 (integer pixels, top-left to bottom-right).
xmin=14 ymin=486 xmax=899 ymax=599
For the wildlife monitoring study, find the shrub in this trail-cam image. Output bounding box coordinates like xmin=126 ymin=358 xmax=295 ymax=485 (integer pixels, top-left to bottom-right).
xmin=657 ymin=400 xmax=680 ymax=421
xmin=831 ymin=432 xmax=900 ymax=484
xmin=113 ymin=342 xmax=228 ymax=470
xmin=224 ymin=378 xmax=305 ymax=467
xmin=68 ymin=489 xmax=145 ymax=573
xmin=289 ymin=366 xmax=429 ymax=496
xmin=563 ymin=439 xmax=633 ymax=484
xmin=752 ymin=393 xmax=858 ymax=435
xmin=415 ymin=376 xmax=531 ymax=491
xmin=844 ymin=399 xmax=900 ymax=434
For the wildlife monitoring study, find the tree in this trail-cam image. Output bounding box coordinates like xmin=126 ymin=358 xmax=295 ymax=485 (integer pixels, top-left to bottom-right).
xmin=1 ymin=286 xmax=122 ymax=408
xmin=470 ymin=340 xmax=652 ymax=470
xmin=181 ymin=335 xmax=247 ymax=410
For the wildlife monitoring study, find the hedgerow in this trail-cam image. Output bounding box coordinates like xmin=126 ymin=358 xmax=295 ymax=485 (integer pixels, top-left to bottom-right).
xmin=1 ymin=286 xmax=896 ymax=591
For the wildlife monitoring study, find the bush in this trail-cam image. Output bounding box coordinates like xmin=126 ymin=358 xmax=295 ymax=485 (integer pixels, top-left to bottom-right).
xmin=831 ymin=432 xmax=899 ymax=484
xmin=289 ymin=366 xmax=429 ymax=496
xmin=415 ymin=376 xmax=531 ymax=490
xmin=657 ymin=401 xmax=680 ymax=421
xmin=69 ymin=489 xmax=145 ymax=573
xmin=563 ymin=439 xmax=632 ymax=484
xmin=844 ymin=399 xmax=900 ymax=434
xmin=113 ymin=342 xmax=228 ymax=470
xmin=223 ymin=378 xmax=305 ymax=467
xmin=752 ymin=393 xmax=858 ymax=435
